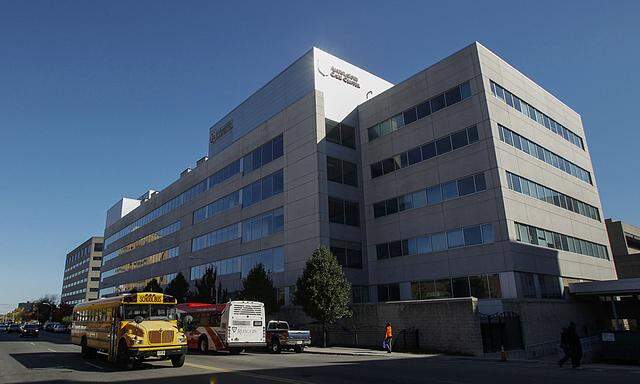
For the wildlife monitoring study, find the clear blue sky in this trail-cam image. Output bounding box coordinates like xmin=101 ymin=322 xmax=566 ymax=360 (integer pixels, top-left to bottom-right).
xmin=1 ymin=1 xmax=638 ymax=312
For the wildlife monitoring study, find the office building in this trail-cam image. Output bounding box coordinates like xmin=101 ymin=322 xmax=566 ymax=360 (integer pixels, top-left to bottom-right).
xmin=605 ymin=218 xmax=640 ymax=278
xmin=100 ymin=43 xmax=616 ymax=306
xmin=61 ymin=236 xmax=104 ymax=305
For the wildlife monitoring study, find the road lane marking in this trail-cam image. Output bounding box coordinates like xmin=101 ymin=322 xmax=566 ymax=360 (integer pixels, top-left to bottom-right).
xmin=29 ymin=342 xmax=35 ymax=346
xmin=184 ymin=362 xmax=314 ymax=384
xmin=47 ymin=348 xmax=57 ymax=352
xmin=85 ymin=362 xmax=104 ymax=370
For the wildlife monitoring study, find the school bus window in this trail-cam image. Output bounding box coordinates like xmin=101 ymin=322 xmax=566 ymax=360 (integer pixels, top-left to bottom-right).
xmin=122 ymin=304 xmax=176 ymax=320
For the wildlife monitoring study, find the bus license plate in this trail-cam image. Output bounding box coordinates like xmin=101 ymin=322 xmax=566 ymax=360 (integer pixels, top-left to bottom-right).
xmin=296 ymin=341 xmax=302 ymax=344
xmin=157 ymin=351 xmax=165 ymax=356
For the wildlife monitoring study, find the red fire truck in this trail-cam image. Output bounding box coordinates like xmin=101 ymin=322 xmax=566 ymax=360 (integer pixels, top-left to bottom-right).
xmin=177 ymin=301 xmax=266 ymax=354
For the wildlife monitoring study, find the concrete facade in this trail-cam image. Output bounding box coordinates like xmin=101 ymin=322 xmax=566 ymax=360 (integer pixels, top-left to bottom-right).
xmin=61 ymin=236 xmax=103 ymax=305
xmin=99 ymin=43 xmax=615 ymax=307
xmin=605 ymin=218 xmax=640 ymax=278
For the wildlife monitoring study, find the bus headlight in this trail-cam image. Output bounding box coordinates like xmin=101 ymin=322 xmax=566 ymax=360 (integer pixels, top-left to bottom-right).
xmin=178 ymin=335 xmax=186 ymax=343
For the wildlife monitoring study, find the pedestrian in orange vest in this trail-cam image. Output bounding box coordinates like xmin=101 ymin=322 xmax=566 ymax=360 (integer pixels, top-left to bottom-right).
xmin=383 ymin=322 xmax=393 ymax=353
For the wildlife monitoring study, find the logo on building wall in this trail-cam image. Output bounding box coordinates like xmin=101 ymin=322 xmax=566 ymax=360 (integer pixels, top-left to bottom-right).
xmin=317 ymin=60 xmax=360 ymax=89
xmin=210 ymin=119 xmax=233 ymax=144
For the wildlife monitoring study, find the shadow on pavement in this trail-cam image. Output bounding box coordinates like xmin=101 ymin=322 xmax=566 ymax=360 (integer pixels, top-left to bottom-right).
xmin=0 ymin=332 xmax=73 ymax=345
xmin=9 ymin=351 xmax=175 ymax=373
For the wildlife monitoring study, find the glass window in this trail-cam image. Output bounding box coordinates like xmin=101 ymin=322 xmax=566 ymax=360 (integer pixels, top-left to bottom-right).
xmin=488 ymin=274 xmax=502 ymax=298
xmin=421 ymin=142 xmax=437 ymax=160
xmin=262 ymin=175 xmax=273 ymax=200
xmin=326 ymin=120 xmax=340 ymax=144
xmin=431 ymin=93 xmax=446 ymax=112
xmin=445 ymin=86 xmax=462 ymax=106
xmin=452 ymin=277 xmax=470 ymax=297
xmin=376 ymin=243 xmax=389 ymax=260
xmin=413 ymin=190 xmax=426 ymax=208
xmin=331 ymin=246 xmax=346 ymax=266
xmin=416 ymin=101 xmax=431 ymax=119
xmin=403 ymin=107 xmax=417 ymax=125
xmin=470 ymin=275 xmax=490 ymax=299
xmin=328 ymin=197 xmax=344 ymax=224
xmin=373 ymin=202 xmax=386 ymax=218
xmin=427 ymin=185 xmax=442 ymax=204
xmin=442 ymin=181 xmax=459 ymax=200
xmin=273 ymin=135 xmax=284 ymax=158
xmin=379 ymin=120 xmax=392 ymax=136
xmin=451 ymin=130 xmax=469 ymax=149
xmin=481 ymin=224 xmax=494 ymax=243
xmin=273 ymin=170 xmax=284 ymax=194
xmin=382 ymin=158 xmax=396 ymax=174
xmin=417 ymin=236 xmax=432 ymax=254
xmin=435 ymin=136 xmax=452 ymax=155
xmin=342 ymin=160 xmax=358 ymax=187
xmin=400 ymin=152 xmax=409 ymax=168
xmin=432 ymin=232 xmax=447 ymax=251
xmin=464 ymin=226 xmax=483 ymax=245
xmin=460 ymin=82 xmax=472 ymax=99
xmin=344 ymin=201 xmax=360 ymax=227
xmin=434 ymin=279 xmax=452 ymax=298
xmin=407 ymin=147 xmax=422 ymax=165
xmin=262 ymin=140 xmax=273 ymax=164
xmin=391 ymin=114 xmax=404 ymax=131
xmin=368 ymin=126 xmax=380 ymax=142
xmin=385 ymin=198 xmax=398 ymax=215
xmin=398 ymin=194 xmax=413 ymax=211
xmin=447 ymin=229 xmax=465 ymax=248
xmin=467 ymin=126 xmax=479 ymax=142
xmin=388 ymin=241 xmax=402 ymax=258
xmin=371 ymin=162 xmax=383 ymax=179
xmin=327 ymin=157 xmax=342 ymax=183
xmin=474 ymin=174 xmax=486 ymax=191
xmin=341 ymin=124 xmax=356 ymax=149
xmin=457 ymin=176 xmax=476 ymax=196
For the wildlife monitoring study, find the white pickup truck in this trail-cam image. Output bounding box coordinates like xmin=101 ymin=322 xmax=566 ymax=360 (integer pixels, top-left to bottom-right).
xmin=265 ymin=320 xmax=311 ymax=353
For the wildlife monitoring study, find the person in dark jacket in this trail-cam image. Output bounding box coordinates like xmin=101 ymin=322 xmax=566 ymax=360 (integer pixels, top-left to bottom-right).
xmin=567 ymin=322 xmax=583 ymax=368
xmin=557 ymin=327 xmax=571 ymax=367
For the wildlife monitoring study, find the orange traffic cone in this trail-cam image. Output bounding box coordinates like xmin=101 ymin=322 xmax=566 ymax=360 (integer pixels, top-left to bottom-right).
xmin=500 ymin=345 xmax=508 ymax=362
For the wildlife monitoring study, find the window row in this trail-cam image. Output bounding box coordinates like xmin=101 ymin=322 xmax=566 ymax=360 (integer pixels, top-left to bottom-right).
xmin=498 ymin=125 xmax=591 ymax=184
xmin=65 ymin=257 xmax=90 ymax=273
xmin=62 ymin=288 xmax=86 ymax=298
xmin=73 ymin=307 xmax=113 ymax=323
xmin=326 ymin=119 xmax=356 ymax=149
xmin=63 ymin=277 xmax=87 ymax=289
xmin=242 ymin=170 xmax=284 ymax=207
xmin=242 ymin=134 xmax=284 ymax=174
xmin=327 ymin=156 xmax=358 ymax=187
xmin=490 ymin=81 xmax=584 ymax=149
xmin=514 ymin=222 xmax=608 ymax=260
xmin=191 ymin=223 xmax=241 ymax=252
xmin=101 ymin=247 xmax=180 ymax=282
xmin=64 ymin=267 xmax=88 ymax=280
xmin=103 ymin=221 xmax=181 ymax=263
xmin=376 ymin=223 xmax=494 ymax=260
xmin=370 ymin=125 xmax=479 ymax=179
xmin=190 ymin=246 xmax=284 ymax=280
xmin=506 ymin=172 xmax=600 ymax=221
xmin=411 ymin=274 xmax=502 ymax=300
xmin=100 ymin=272 xmax=176 ymax=297
xmin=330 ymin=239 xmax=363 ymax=269
xmin=517 ymin=271 xmax=562 ymax=299
xmin=328 ymin=197 xmax=360 ymax=227
xmin=67 ymin=244 xmax=91 ymax=266
xmin=241 ymin=207 xmax=285 ymax=243
xmin=368 ymin=81 xmax=472 ymax=142
xmin=193 ymin=190 xmax=240 ymax=224
xmin=373 ymin=173 xmax=486 ymax=218
xmin=105 ymin=134 xmax=283 ymax=248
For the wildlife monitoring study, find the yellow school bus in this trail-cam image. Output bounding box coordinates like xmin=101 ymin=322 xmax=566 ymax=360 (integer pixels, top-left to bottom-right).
xmin=71 ymin=292 xmax=187 ymax=368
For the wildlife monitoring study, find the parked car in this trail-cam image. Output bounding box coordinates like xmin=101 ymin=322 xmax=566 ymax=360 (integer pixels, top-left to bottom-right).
xmin=44 ymin=322 xmax=60 ymax=332
xmin=7 ymin=324 xmax=22 ymax=333
xmin=0 ymin=324 xmax=7 ymax=333
xmin=53 ymin=324 xmax=70 ymax=334
xmin=19 ymin=324 xmax=39 ymax=338
xmin=265 ymin=320 xmax=311 ymax=353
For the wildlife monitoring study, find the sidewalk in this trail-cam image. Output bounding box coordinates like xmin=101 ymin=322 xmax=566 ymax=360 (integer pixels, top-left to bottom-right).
xmin=304 ymin=346 xmax=430 ymax=358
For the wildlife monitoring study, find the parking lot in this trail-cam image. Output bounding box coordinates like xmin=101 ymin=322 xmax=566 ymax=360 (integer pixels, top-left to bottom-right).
xmin=1 ymin=331 xmax=639 ymax=384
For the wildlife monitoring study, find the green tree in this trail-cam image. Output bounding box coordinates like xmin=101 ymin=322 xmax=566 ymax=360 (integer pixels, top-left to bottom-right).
xmin=143 ymin=278 xmax=163 ymax=293
xmin=192 ymin=267 xmax=217 ymax=303
xmin=294 ymin=246 xmax=351 ymax=347
xmin=164 ymin=272 xmax=190 ymax=303
xmin=238 ymin=264 xmax=281 ymax=315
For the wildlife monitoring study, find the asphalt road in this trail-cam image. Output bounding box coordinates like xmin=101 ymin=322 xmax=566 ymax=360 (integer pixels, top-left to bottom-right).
xmin=1 ymin=331 xmax=638 ymax=384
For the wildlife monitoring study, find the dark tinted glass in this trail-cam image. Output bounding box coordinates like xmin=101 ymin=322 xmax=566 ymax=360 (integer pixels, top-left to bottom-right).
xmin=385 ymin=198 xmax=398 ymax=215
xmin=347 ymin=248 xmax=362 ymax=269
xmin=331 ymin=246 xmax=347 ymax=266
xmin=445 ymin=86 xmax=462 ymax=106
xmin=459 ymin=82 xmax=471 ymax=99
xmin=442 ymin=181 xmax=458 ymax=200
xmin=273 ymin=135 xmax=284 ymax=158
xmin=371 ymin=162 xmax=383 ymax=178
xmin=435 ymin=136 xmax=452 ymax=155
xmin=457 ymin=176 xmax=476 ymax=196
xmin=382 ymin=158 xmax=396 ymax=174
xmin=451 ymin=130 xmax=469 ymax=149
xmin=400 ymin=152 xmax=409 ymax=168
xmin=326 ymin=120 xmax=340 ymax=144
xmin=328 ymin=197 xmax=344 ymax=224
xmin=388 ymin=284 xmax=401 ymax=301
xmin=344 ymin=201 xmax=360 ymax=226
xmin=262 ymin=140 xmax=273 ymax=163
xmin=388 ymin=241 xmax=403 ymax=258
xmin=373 ymin=201 xmax=386 ymax=218
xmin=252 ymin=148 xmax=262 ymax=170
xmin=463 ymin=226 xmax=483 ymax=245
xmin=403 ymin=107 xmax=417 ymax=125
xmin=452 ymin=277 xmax=470 ymax=297
xmin=368 ymin=126 xmax=379 ymax=142
xmin=467 ymin=126 xmax=479 ymax=142
xmin=327 ymin=157 xmax=342 ymax=183
xmin=421 ymin=142 xmax=436 ymax=160
xmin=474 ymin=174 xmax=486 ymax=191
xmin=416 ymin=101 xmax=431 ymax=119
xmin=273 ymin=171 xmax=284 ymax=194
xmin=376 ymin=244 xmax=389 ymax=260
xmin=431 ymin=93 xmax=446 ymax=112
xmin=407 ymin=147 xmax=422 ymax=165
xmin=341 ymin=124 xmax=356 ymax=149
xmin=342 ymin=160 xmax=358 ymax=187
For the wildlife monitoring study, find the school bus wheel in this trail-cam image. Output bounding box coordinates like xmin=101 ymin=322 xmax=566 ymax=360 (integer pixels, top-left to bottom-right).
xmin=171 ymin=354 xmax=185 ymax=367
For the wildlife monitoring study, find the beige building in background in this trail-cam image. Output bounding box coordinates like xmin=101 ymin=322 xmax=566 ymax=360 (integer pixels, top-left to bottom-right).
xmin=605 ymin=218 xmax=640 ymax=278
xmin=99 ymin=43 xmax=616 ymax=310
xmin=61 ymin=236 xmax=103 ymax=305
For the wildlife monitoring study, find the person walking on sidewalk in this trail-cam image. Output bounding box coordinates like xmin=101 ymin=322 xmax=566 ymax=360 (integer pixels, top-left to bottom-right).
xmin=383 ymin=322 xmax=393 ymax=353
xmin=567 ymin=322 xmax=583 ymax=368
xmin=558 ymin=327 xmax=571 ymax=367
